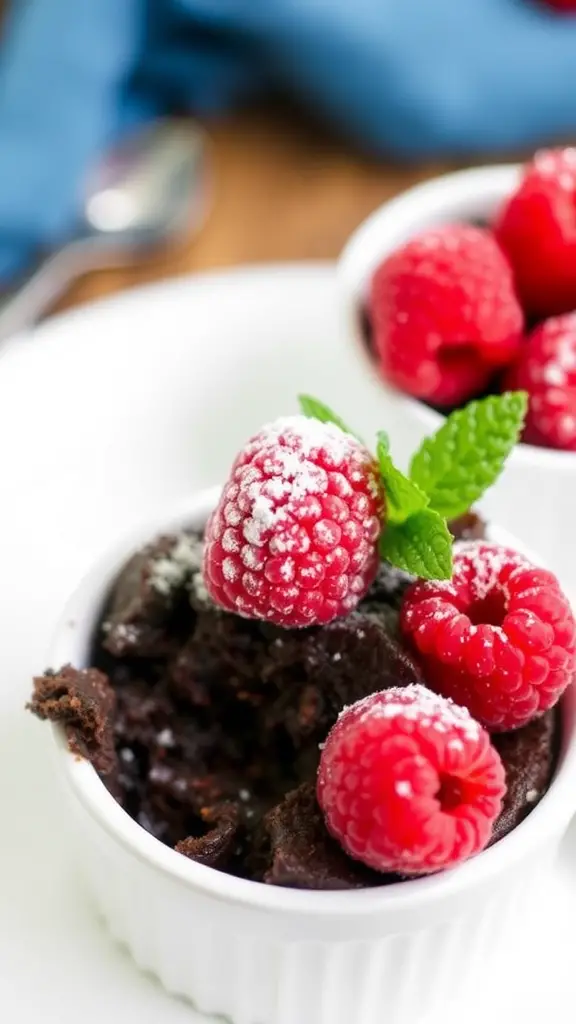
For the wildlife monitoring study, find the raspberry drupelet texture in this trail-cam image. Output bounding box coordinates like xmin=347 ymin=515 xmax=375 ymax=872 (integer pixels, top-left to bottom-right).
xmin=203 ymin=416 xmax=385 ymax=628
xmin=505 ymin=314 xmax=576 ymax=451
xmin=401 ymin=542 xmax=576 ymax=731
xmin=317 ymin=685 xmax=505 ymax=875
xmin=495 ymin=148 xmax=576 ymax=318
xmin=369 ymin=224 xmax=523 ymax=407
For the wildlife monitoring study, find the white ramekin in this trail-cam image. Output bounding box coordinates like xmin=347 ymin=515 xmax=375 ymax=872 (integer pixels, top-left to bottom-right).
xmin=47 ymin=488 xmax=576 ymax=1024
xmin=338 ymin=164 xmax=576 ymax=590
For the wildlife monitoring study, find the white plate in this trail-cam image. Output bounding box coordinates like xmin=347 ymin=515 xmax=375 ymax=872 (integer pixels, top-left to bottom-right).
xmin=0 ymin=262 xmax=575 ymax=1023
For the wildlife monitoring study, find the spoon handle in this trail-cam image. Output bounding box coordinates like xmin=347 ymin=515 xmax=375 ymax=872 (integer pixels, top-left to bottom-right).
xmin=0 ymin=240 xmax=107 ymax=343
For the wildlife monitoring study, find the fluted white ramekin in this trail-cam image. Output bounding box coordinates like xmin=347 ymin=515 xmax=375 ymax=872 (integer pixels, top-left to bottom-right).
xmin=338 ymin=164 xmax=576 ymax=590
xmin=47 ymin=488 xmax=576 ymax=1024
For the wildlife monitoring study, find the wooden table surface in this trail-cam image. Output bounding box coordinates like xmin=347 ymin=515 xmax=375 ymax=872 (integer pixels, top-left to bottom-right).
xmin=54 ymin=107 xmax=490 ymax=317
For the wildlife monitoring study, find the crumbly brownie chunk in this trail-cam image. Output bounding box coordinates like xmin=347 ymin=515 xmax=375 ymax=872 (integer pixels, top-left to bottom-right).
xmin=171 ymin=574 xmax=423 ymax=753
xmin=261 ymin=784 xmax=387 ymax=889
xmin=28 ymin=665 xmax=116 ymax=775
xmin=491 ymin=710 xmax=558 ymax=843
xmin=168 ymin=608 xmax=284 ymax=709
xmin=262 ymin=613 xmax=423 ymax=750
xmin=176 ymin=804 xmax=242 ymax=870
xmin=449 ymin=511 xmax=487 ymax=542
xmin=299 ymin=611 xmax=424 ymax=732
xmin=102 ymin=532 xmax=202 ymax=657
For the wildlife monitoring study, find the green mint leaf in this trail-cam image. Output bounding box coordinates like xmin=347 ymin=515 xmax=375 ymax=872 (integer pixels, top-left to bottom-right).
xmin=377 ymin=429 xmax=390 ymax=455
xmin=376 ymin=432 xmax=428 ymax=524
xmin=409 ymin=391 xmax=528 ymax=520
xmin=298 ymin=394 xmax=359 ymax=439
xmin=380 ymin=509 xmax=453 ymax=580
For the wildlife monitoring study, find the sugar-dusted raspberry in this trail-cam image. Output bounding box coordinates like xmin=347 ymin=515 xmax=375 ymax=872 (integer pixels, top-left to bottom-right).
xmin=401 ymin=542 xmax=576 ymax=731
xmin=495 ymin=148 xmax=576 ymax=318
xmin=504 ymin=314 xmax=576 ymax=451
xmin=369 ymin=224 xmax=523 ymax=407
xmin=202 ymin=416 xmax=385 ymax=628
xmin=317 ymin=685 xmax=505 ymax=875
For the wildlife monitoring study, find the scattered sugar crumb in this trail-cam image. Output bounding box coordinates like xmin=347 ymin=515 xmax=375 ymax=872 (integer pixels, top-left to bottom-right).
xmin=190 ymin=570 xmax=210 ymax=606
xmin=149 ymin=534 xmax=203 ymax=596
xmin=103 ymin=622 xmax=140 ymax=645
xmin=542 ymin=364 xmax=566 ymax=387
xmin=395 ymin=780 xmax=413 ymax=798
xmin=222 ymin=556 xmax=239 ymax=582
xmin=157 ymin=728 xmax=174 ymax=748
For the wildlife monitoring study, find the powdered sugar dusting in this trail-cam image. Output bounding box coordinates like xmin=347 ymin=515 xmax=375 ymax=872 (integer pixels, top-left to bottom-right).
xmin=149 ymin=534 xmax=203 ymax=596
xmin=222 ymin=556 xmax=239 ymax=582
xmin=102 ymin=621 xmax=140 ymax=646
xmin=252 ymin=494 xmax=276 ymax=526
xmin=395 ymin=780 xmax=414 ymax=798
xmin=542 ymin=363 xmax=566 ymax=387
xmin=452 ymin=540 xmax=529 ymax=603
xmin=190 ymin=570 xmax=210 ymax=607
xmin=257 ymin=415 xmax=353 ymax=462
xmin=204 ymin=413 xmax=384 ymax=625
xmin=345 ymin=683 xmax=482 ymax=741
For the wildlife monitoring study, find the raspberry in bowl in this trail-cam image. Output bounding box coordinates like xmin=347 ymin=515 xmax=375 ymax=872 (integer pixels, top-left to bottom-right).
xmin=27 ymin=397 xmax=576 ymax=1024
xmin=338 ymin=154 xmax=576 ymax=588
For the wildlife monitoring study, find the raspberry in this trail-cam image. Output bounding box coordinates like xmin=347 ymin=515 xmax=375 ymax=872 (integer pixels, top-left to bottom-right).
xmin=202 ymin=416 xmax=385 ymax=628
xmin=369 ymin=224 xmax=523 ymax=407
xmin=401 ymin=542 xmax=576 ymax=731
xmin=540 ymin=0 xmax=576 ymax=10
xmin=505 ymin=314 xmax=576 ymax=450
xmin=317 ymin=685 xmax=505 ymax=875
xmin=495 ymin=149 xmax=576 ymax=318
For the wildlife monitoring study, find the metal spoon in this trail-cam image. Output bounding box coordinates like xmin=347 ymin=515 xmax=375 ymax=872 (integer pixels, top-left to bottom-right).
xmin=0 ymin=119 xmax=207 ymax=342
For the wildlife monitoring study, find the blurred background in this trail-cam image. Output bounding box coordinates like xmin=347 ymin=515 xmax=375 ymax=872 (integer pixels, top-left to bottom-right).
xmin=0 ymin=0 xmax=575 ymax=319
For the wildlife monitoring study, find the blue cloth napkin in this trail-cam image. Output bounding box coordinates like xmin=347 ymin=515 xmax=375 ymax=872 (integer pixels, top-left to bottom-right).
xmin=0 ymin=0 xmax=575 ymax=281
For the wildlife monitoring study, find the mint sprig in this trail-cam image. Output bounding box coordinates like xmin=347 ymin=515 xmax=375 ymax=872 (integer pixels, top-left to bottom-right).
xmin=376 ymin=432 xmax=428 ymax=524
xmin=298 ymin=395 xmax=361 ymax=441
xmin=409 ymin=392 xmax=527 ymax=520
xmin=298 ymin=391 xmax=527 ymax=582
xmin=380 ymin=509 xmax=453 ymax=580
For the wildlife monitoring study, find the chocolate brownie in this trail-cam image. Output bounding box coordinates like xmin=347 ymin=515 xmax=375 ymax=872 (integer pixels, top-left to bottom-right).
xmin=103 ymin=532 xmax=203 ymax=658
xmin=29 ymin=517 xmax=560 ymax=890
xmin=28 ymin=665 xmax=117 ymax=777
xmin=260 ymin=783 xmax=386 ymax=889
xmin=491 ymin=710 xmax=558 ymax=843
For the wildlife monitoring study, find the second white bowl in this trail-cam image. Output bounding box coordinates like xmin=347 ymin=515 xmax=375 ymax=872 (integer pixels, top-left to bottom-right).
xmin=338 ymin=164 xmax=576 ymax=591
